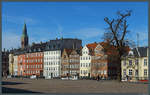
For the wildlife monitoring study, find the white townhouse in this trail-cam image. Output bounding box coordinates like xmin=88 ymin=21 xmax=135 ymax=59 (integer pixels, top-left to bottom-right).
xmin=80 ymin=43 xmax=97 ymax=78
xmin=44 ymin=50 xmax=61 ymax=79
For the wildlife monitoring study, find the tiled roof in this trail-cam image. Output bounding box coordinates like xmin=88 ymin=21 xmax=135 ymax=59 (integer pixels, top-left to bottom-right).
xmin=132 ymin=47 xmax=147 ymax=57
xmin=64 ymin=49 xmax=73 ymax=57
xmin=86 ymin=42 xmax=98 ymax=56
xmin=100 ymin=42 xmax=118 ymax=56
xmin=86 ymin=42 xmax=98 ymax=50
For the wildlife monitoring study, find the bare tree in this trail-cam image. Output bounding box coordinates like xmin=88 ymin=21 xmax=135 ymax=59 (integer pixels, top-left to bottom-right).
xmin=103 ymin=10 xmax=133 ymax=81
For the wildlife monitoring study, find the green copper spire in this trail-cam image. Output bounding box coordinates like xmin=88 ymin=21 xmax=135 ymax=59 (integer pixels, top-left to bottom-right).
xmin=21 ymin=22 xmax=29 ymax=49
xmin=22 ymin=23 xmax=28 ymax=37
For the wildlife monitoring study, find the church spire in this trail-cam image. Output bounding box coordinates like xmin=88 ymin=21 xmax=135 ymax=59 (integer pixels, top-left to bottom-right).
xmin=21 ymin=22 xmax=28 ymax=49
xmin=22 ymin=23 xmax=27 ymax=37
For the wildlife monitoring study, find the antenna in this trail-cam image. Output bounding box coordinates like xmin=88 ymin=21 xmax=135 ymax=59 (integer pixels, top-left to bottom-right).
xmin=137 ymin=33 xmax=139 ymax=47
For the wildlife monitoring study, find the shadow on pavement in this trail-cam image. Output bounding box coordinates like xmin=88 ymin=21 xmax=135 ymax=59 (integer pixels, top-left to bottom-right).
xmin=2 ymin=81 xmax=28 ymax=85
xmin=2 ymin=87 xmax=43 ymax=93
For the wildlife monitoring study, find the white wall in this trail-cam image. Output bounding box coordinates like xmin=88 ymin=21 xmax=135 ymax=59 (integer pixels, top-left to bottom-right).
xmin=80 ymin=46 xmax=91 ymax=77
xmin=13 ymin=56 xmax=18 ymax=76
xmin=44 ymin=50 xmax=61 ymax=78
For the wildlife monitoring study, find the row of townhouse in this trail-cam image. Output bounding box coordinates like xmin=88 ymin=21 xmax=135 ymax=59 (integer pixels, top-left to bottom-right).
xmin=8 ymin=23 xmax=119 ymax=79
xmin=9 ymin=42 xmax=120 ymax=79
xmin=121 ymin=47 xmax=148 ymax=81
xmin=8 ymin=23 xmax=82 ymax=78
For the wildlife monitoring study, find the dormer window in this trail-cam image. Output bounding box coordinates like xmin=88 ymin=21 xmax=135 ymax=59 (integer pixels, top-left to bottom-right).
xmin=128 ymin=51 xmax=133 ymax=56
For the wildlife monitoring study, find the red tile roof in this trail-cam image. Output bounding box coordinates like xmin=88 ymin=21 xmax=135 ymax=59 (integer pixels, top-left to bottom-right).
xmin=86 ymin=42 xmax=98 ymax=56
xmin=64 ymin=48 xmax=73 ymax=57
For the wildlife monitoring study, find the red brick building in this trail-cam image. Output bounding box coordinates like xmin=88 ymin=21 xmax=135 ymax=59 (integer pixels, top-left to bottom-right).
xmin=18 ymin=52 xmax=43 ymax=77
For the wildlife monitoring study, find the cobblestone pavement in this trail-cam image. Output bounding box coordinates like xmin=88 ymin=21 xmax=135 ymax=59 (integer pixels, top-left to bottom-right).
xmin=2 ymin=78 xmax=148 ymax=94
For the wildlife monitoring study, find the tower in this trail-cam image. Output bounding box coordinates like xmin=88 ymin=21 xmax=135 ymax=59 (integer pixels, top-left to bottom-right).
xmin=21 ymin=23 xmax=28 ymax=49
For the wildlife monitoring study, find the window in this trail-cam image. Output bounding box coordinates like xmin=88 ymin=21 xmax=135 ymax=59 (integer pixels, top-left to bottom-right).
xmin=144 ymin=69 xmax=147 ymax=76
xmin=135 ymin=59 xmax=139 ymax=66
xmin=123 ymin=60 xmax=126 ymax=66
xmin=144 ymin=59 xmax=147 ymax=66
xmin=104 ymin=70 xmax=107 ymax=74
xmin=129 ymin=60 xmax=132 ymax=66
xmin=123 ymin=69 xmax=126 ymax=76
xmin=135 ymin=70 xmax=138 ymax=76
xmin=129 ymin=69 xmax=132 ymax=76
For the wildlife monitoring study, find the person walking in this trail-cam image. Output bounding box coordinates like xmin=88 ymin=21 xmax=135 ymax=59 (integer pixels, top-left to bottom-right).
xmin=97 ymin=75 xmax=100 ymax=81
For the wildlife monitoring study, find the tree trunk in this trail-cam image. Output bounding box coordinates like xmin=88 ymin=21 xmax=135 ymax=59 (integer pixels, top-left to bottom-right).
xmin=117 ymin=57 xmax=122 ymax=81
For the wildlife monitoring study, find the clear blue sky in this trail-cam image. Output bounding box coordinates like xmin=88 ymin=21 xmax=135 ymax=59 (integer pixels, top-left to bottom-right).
xmin=2 ymin=2 xmax=148 ymax=50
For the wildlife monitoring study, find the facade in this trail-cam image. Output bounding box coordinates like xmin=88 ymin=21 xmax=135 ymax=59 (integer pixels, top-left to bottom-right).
xmin=43 ymin=38 xmax=82 ymax=78
xmin=91 ymin=44 xmax=108 ymax=79
xmin=9 ymin=53 xmax=14 ymax=76
xmin=18 ymin=52 xmax=43 ymax=76
xmin=44 ymin=50 xmax=61 ymax=78
xmin=61 ymin=49 xmax=72 ymax=77
xmin=69 ymin=49 xmax=80 ymax=77
xmin=61 ymin=49 xmax=80 ymax=77
xmin=2 ymin=49 xmax=10 ymax=77
xmin=13 ymin=55 xmax=18 ymax=76
xmin=121 ymin=47 xmax=148 ymax=81
xmin=80 ymin=43 xmax=97 ymax=78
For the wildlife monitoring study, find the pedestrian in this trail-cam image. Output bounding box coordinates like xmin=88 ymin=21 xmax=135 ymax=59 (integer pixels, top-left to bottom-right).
xmin=37 ymin=75 xmax=38 ymax=80
xmin=97 ymin=75 xmax=99 ymax=81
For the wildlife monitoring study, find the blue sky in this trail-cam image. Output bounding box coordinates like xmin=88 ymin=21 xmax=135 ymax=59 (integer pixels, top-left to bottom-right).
xmin=2 ymin=2 xmax=148 ymax=50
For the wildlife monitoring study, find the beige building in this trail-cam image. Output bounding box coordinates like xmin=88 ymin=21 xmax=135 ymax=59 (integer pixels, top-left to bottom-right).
xmin=80 ymin=43 xmax=97 ymax=78
xmin=13 ymin=55 xmax=18 ymax=76
xmin=121 ymin=47 xmax=148 ymax=81
xmin=9 ymin=53 xmax=14 ymax=76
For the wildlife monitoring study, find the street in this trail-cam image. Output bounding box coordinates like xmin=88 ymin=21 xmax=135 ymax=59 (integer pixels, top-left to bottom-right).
xmin=2 ymin=78 xmax=148 ymax=94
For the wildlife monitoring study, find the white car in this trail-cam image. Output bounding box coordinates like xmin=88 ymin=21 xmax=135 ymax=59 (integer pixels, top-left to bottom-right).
xmin=7 ymin=75 xmax=12 ymax=78
xmin=30 ymin=75 xmax=36 ymax=79
xmin=61 ymin=77 xmax=69 ymax=80
xmin=72 ymin=76 xmax=78 ymax=80
xmin=45 ymin=76 xmax=52 ymax=79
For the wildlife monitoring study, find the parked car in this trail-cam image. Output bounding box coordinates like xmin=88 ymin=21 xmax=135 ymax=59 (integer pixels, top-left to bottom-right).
xmin=71 ymin=76 xmax=78 ymax=80
xmin=7 ymin=75 xmax=12 ymax=78
xmin=30 ymin=74 xmax=36 ymax=79
xmin=45 ymin=76 xmax=52 ymax=79
xmin=61 ymin=77 xmax=69 ymax=80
